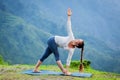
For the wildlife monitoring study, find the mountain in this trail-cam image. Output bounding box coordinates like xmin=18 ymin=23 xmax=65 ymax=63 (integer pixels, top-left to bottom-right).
xmin=0 ymin=0 xmax=120 ymax=73
xmin=0 ymin=10 xmax=52 ymax=64
xmin=1 ymin=0 xmax=120 ymax=50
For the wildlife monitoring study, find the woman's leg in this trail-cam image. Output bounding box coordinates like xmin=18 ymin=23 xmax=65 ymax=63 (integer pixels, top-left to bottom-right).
xmin=40 ymin=46 xmax=52 ymax=62
xmin=33 ymin=46 xmax=52 ymax=72
xmin=50 ymin=44 xmax=71 ymax=75
xmin=33 ymin=60 xmax=42 ymax=72
xmin=56 ymin=60 xmax=66 ymax=73
xmin=47 ymin=37 xmax=71 ymax=75
xmin=48 ymin=40 xmax=69 ymax=75
xmin=55 ymin=55 xmax=71 ymax=75
xmin=52 ymin=47 xmax=65 ymax=73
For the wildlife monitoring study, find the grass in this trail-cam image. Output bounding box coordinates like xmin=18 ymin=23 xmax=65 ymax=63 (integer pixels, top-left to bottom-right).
xmin=0 ymin=64 xmax=120 ymax=80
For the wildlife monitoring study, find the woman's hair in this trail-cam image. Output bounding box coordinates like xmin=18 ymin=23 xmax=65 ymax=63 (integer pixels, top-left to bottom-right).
xmin=76 ymin=41 xmax=84 ymax=48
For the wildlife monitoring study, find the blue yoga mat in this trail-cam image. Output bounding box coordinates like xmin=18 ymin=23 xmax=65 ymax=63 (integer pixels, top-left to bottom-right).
xmin=22 ymin=70 xmax=62 ymax=75
xmin=22 ymin=70 xmax=92 ymax=78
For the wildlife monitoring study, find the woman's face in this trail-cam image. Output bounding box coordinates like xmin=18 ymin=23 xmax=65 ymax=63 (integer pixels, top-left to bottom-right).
xmin=73 ymin=39 xmax=83 ymax=46
xmin=69 ymin=39 xmax=83 ymax=48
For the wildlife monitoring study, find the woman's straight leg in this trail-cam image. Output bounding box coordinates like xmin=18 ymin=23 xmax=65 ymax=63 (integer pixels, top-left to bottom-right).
xmin=40 ymin=46 xmax=52 ymax=62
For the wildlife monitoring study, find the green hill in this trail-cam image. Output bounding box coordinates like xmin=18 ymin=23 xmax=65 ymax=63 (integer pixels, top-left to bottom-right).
xmin=0 ymin=10 xmax=52 ymax=64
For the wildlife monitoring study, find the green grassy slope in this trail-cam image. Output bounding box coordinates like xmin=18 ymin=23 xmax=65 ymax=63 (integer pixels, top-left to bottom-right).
xmin=0 ymin=10 xmax=52 ymax=64
xmin=0 ymin=64 xmax=119 ymax=80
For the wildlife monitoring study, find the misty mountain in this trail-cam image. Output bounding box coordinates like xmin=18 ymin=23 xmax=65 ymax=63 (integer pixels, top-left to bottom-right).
xmin=0 ymin=10 xmax=52 ymax=64
xmin=1 ymin=0 xmax=120 ymax=50
xmin=0 ymin=0 xmax=120 ymax=73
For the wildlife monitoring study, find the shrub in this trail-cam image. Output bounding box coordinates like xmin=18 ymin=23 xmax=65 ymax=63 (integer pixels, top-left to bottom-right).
xmin=0 ymin=55 xmax=8 ymax=65
xmin=70 ymin=60 xmax=91 ymax=69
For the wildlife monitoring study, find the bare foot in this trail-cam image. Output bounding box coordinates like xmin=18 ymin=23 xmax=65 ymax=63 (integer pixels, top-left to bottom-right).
xmin=63 ymin=69 xmax=71 ymax=76
xmin=33 ymin=69 xmax=40 ymax=73
xmin=64 ymin=71 xmax=71 ymax=76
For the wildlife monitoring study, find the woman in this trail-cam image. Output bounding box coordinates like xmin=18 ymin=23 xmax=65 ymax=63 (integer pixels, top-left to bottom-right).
xmin=33 ymin=8 xmax=84 ymax=75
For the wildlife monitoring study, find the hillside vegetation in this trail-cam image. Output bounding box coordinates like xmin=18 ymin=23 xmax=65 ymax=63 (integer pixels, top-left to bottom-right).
xmin=0 ymin=64 xmax=120 ymax=80
xmin=0 ymin=58 xmax=120 ymax=80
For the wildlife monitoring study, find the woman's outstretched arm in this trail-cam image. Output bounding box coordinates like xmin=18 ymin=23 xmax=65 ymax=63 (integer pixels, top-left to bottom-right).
xmin=67 ymin=8 xmax=74 ymax=38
